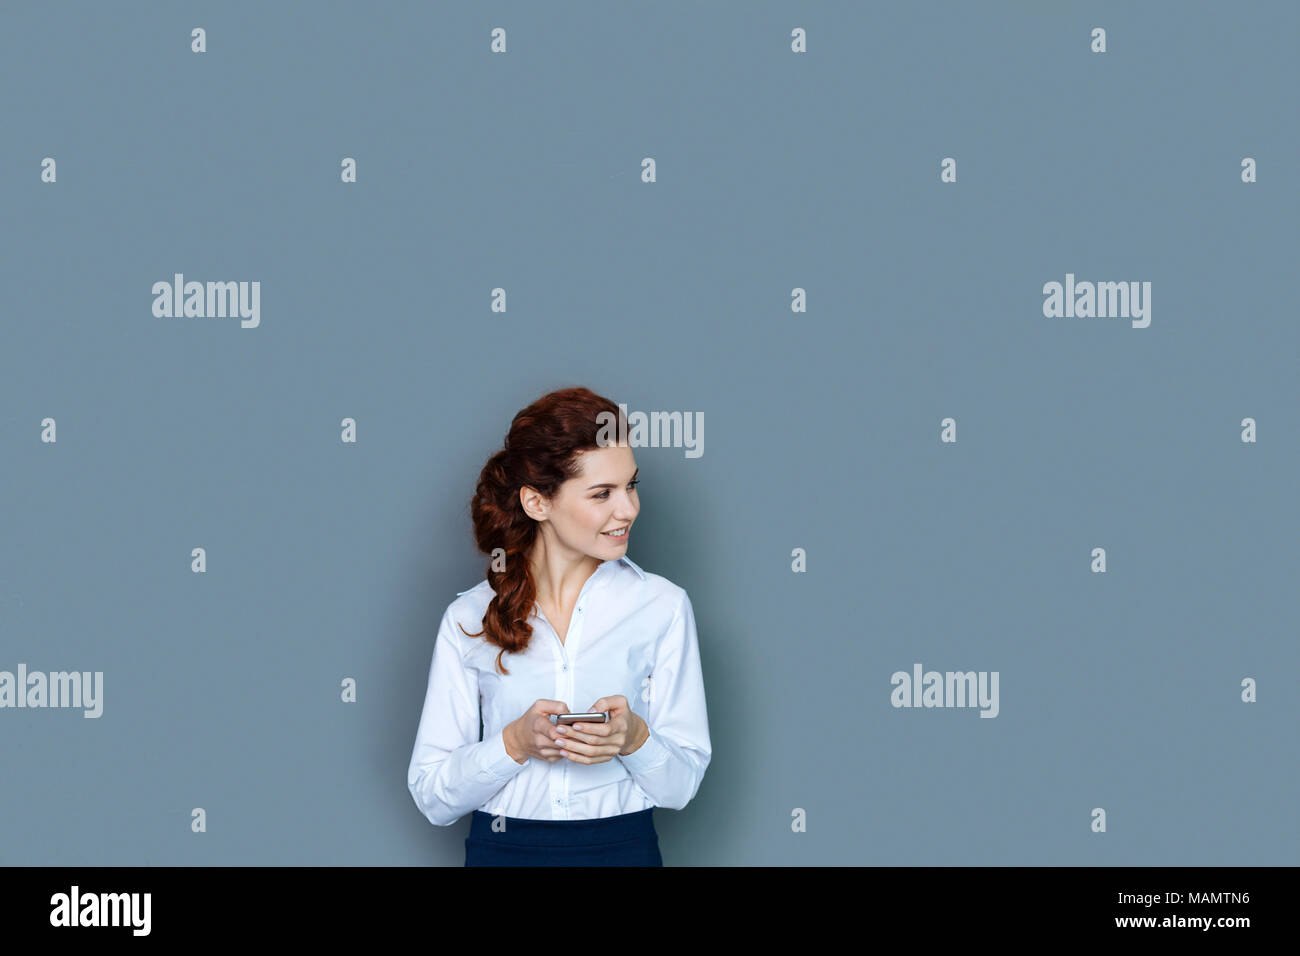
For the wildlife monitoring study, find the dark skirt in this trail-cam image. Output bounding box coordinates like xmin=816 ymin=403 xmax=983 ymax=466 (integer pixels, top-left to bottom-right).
xmin=464 ymin=807 xmax=663 ymax=866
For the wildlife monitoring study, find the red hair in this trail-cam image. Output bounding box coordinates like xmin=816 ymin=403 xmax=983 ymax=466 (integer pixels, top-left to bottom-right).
xmin=459 ymin=386 xmax=627 ymax=675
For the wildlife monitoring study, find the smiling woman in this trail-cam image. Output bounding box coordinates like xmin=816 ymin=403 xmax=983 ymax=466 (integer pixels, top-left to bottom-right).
xmin=406 ymin=386 xmax=712 ymax=866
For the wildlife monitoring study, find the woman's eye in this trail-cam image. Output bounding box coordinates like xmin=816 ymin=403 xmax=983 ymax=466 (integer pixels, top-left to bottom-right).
xmin=596 ymin=480 xmax=638 ymax=500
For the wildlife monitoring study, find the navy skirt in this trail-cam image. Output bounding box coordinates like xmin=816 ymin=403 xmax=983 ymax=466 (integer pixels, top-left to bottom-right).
xmin=464 ymin=807 xmax=663 ymax=866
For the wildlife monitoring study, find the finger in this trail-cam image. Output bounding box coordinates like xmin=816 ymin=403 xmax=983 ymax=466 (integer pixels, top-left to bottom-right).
xmin=556 ymin=737 xmax=603 ymax=757
xmin=570 ymin=721 xmax=611 ymax=736
xmin=535 ymin=716 xmax=566 ymax=739
xmin=558 ymin=733 xmax=619 ymax=755
xmin=555 ymin=726 xmax=598 ymax=745
xmin=562 ymin=748 xmax=616 ymax=764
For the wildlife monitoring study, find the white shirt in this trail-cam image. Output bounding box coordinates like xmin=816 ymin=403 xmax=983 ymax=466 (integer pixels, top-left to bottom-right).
xmin=407 ymin=554 xmax=711 ymax=824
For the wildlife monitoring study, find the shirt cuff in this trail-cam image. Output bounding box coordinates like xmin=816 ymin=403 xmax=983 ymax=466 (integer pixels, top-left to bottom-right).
xmin=617 ymin=727 xmax=671 ymax=774
xmin=479 ymin=729 xmax=530 ymax=781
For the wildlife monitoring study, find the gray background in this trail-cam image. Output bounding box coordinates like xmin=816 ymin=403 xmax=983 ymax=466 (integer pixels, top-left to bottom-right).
xmin=1 ymin=0 xmax=1296 ymax=865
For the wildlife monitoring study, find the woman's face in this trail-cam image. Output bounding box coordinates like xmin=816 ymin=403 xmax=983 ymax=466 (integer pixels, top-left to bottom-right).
xmin=531 ymin=443 xmax=639 ymax=557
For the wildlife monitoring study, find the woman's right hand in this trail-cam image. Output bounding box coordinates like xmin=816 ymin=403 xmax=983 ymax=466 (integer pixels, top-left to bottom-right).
xmin=504 ymin=699 xmax=569 ymax=764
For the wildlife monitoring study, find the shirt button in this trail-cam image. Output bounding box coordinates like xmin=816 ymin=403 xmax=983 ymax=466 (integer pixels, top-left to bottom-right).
xmin=561 ymin=663 xmax=568 ymax=671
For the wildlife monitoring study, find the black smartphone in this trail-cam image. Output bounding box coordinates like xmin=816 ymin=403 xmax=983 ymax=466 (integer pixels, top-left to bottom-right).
xmin=551 ymin=711 xmax=610 ymax=725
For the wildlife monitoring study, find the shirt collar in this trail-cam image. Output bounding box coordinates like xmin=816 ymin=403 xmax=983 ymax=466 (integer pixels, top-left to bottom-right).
xmin=460 ymin=554 xmax=645 ymax=597
xmin=607 ymin=554 xmax=647 ymax=580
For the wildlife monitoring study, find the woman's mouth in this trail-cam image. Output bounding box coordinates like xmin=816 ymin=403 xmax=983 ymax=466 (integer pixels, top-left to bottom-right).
xmin=602 ymin=525 xmax=630 ymax=540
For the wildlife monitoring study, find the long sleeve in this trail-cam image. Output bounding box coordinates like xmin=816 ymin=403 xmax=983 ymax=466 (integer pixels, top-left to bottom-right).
xmin=617 ymin=589 xmax=711 ymax=810
xmin=407 ymin=606 xmax=529 ymax=827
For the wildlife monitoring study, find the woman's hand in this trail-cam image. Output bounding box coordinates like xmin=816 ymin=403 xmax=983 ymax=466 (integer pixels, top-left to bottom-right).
xmin=504 ymin=699 xmax=569 ymax=764
xmin=555 ymin=695 xmax=648 ymax=764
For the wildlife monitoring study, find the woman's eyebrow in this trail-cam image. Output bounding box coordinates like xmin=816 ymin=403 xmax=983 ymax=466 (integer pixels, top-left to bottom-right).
xmin=586 ymin=467 xmax=639 ymax=490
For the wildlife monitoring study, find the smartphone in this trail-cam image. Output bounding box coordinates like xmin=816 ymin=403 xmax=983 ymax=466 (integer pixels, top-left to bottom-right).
xmin=551 ymin=711 xmax=610 ymax=725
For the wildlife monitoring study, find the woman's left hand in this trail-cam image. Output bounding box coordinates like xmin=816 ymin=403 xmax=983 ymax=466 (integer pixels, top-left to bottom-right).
xmin=555 ymin=695 xmax=645 ymax=764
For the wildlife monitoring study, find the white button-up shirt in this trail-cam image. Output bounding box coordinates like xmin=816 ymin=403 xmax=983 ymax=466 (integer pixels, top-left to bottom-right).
xmin=407 ymin=554 xmax=711 ymax=824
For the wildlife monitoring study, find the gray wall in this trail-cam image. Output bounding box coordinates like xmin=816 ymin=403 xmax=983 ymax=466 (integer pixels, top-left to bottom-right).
xmin=1 ymin=0 xmax=1295 ymax=865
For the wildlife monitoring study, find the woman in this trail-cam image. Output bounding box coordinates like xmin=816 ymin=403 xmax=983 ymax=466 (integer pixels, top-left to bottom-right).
xmin=407 ymin=386 xmax=711 ymax=866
